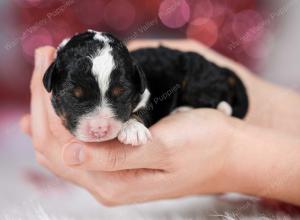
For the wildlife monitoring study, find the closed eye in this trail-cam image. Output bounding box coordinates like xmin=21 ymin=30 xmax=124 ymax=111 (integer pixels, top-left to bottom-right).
xmin=73 ymin=86 xmax=84 ymax=98
xmin=111 ymin=86 xmax=125 ymax=96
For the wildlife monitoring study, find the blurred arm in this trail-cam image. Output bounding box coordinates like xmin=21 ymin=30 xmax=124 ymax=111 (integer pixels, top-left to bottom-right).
xmin=226 ymin=118 xmax=300 ymax=205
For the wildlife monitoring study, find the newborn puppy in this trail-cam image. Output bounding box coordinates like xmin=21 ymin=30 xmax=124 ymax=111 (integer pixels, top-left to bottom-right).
xmin=43 ymin=30 xmax=248 ymax=145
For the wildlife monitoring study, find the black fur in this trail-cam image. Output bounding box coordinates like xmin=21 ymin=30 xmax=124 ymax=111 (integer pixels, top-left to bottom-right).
xmin=43 ymin=31 xmax=248 ymax=136
xmin=43 ymin=31 xmax=144 ymax=133
xmin=131 ymin=47 xmax=248 ymax=125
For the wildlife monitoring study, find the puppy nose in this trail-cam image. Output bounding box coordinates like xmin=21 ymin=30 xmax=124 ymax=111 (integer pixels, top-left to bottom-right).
xmin=89 ymin=123 xmax=109 ymax=138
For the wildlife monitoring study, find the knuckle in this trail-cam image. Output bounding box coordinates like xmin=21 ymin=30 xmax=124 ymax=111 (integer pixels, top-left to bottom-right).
xmin=103 ymin=148 xmax=126 ymax=170
xmin=35 ymin=47 xmax=45 ymax=56
xmin=94 ymin=186 xmax=121 ymax=206
xmin=30 ymin=77 xmax=40 ymax=92
xmin=48 ymin=120 xmax=60 ymax=135
xmin=99 ymin=199 xmax=119 ymax=207
xmin=35 ymin=46 xmax=54 ymax=58
xmin=161 ymin=148 xmax=175 ymax=168
xmin=35 ymin=153 xmax=48 ymax=167
xmin=154 ymin=139 xmax=176 ymax=169
xmin=32 ymin=137 xmax=50 ymax=154
xmin=32 ymin=141 xmax=46 ymax=154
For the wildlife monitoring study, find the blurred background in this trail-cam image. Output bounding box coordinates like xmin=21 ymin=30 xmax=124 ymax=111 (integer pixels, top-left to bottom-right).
xmin=1 ymin=0 xmax=295 ymax=106
xmin=1 ymin=0 xmax=300 ymax=219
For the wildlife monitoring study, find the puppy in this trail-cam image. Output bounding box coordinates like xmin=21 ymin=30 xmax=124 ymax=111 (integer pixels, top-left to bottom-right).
xmin=43 ymin=30 xmax=248 ymax=146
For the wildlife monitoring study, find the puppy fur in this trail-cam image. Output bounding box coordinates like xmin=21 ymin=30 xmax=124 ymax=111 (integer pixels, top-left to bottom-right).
xmin=43 ymin=30 xmax=248 ymax=145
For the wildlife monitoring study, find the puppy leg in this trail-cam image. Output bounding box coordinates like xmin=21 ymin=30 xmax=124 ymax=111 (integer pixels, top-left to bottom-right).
xmin=217 ymin=101 xmax=232 ymax=116
xmin=118 ymin=118 xmax=152 ymax=146
xmin=171 ymin=106 xmax=194 ymax=115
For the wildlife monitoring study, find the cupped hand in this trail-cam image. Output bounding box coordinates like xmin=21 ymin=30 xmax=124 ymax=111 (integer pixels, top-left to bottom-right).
xmin=20 ymin=45 xmax=235 ymax=205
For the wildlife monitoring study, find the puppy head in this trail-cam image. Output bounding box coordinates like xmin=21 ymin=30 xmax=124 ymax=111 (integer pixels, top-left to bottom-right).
xmin=43 ymin=30 xmax=148 ymax=142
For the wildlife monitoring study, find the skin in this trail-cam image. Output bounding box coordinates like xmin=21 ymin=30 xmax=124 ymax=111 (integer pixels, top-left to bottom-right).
xmin=20 ymin=40 xmax=300 ymax=206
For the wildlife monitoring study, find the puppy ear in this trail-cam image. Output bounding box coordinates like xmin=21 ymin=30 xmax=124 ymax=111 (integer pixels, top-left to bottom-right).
xmin=134 ymin=63 xmax=147 ymax=94
xmin=43 ymin=61 xmax=57 ymax=92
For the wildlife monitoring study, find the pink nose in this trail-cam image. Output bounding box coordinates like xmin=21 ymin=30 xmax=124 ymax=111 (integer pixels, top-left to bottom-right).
xmin=89 ymin=124 xmax=109 ymax=139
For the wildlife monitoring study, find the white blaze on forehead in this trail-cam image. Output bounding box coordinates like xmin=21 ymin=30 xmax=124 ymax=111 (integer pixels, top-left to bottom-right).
xmin=93 ymin=32 xmax=109 ymax=42
xmin=91 ymin=32 xmax=115 ymax=106
xmin=91 ymin=47 xmax=115 ymax=94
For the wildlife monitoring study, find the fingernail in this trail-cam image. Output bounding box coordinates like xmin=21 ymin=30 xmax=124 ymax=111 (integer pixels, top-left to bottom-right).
xmin=63 ymin=143 xmax=85 ymax=165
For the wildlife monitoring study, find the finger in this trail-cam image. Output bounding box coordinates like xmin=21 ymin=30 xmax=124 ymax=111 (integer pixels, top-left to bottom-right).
xmin=20 ymin=114 xmax=32 ymax=136
xmin=35 ymin=151 xmax=93 ymax=189
xmin=30 ymin=46 xmax=56 ymax=92
xmin=62 ymin=134 xmax=169 ymax=171
xmin=44 ymin=82 xmax=74 ymax=144
xmin=31 ymin=48 xmax=74 ymax=144
xmin=127 ymin=39 xmax=201 ymax=51
xmin=88 ymin=168 xmax=174 ymax=205
xmin=30 ymin=47 xmax=56 ymax=152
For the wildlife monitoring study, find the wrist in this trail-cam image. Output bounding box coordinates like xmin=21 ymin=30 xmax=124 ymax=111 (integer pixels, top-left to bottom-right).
xmin=200 ymin=116 xmax=242 ymax=195
xmin=222 ymin=119 xmax=300 ymax=205
xmin=217 ymin=118 xmax=261 ymax=196
xmin=214 ymin=118 xmax=245 ymax=194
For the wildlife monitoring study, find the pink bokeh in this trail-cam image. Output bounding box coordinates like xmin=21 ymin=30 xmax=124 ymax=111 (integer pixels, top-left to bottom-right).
xmin=159 ymin=0 xmax=190 ymax=29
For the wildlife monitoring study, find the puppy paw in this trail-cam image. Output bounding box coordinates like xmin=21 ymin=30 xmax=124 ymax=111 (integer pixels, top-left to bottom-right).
xmin=217 ymin=101 xmax=232 ymax=116
xmin=118 ymin=119 xmax=152 ymax=146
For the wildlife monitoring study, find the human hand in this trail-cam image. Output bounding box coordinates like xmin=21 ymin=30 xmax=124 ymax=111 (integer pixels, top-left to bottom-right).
xmin=20 ymin=46 xmax=236 ymax=205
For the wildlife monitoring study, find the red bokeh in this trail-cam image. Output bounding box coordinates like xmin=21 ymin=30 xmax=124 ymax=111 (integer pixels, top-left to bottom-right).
xmin=0 ymin=0 xmax=269 ymax=106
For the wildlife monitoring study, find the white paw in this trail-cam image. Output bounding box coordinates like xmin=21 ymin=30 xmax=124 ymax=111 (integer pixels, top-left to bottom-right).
xmin=217 ymin=101 xmax=232 ymax=116
xmin=171 ymin=106 xmax=194 ymax=115
xmin=117 ymin=119 xmax=152 ymax=146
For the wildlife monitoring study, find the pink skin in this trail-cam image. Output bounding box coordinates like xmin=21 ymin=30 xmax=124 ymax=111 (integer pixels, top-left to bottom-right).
xmin=75 ymin=110 xmax=123 ymax=142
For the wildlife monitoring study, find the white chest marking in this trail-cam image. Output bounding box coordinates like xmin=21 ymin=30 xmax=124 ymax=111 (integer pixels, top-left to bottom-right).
xmin=133 ymin=89 xmax=151 ymax=112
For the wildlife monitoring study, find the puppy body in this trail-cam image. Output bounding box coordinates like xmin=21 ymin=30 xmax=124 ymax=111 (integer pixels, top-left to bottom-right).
xmin=43 ymin=30 xmax=248 ymax=145
xmin=131 ymin=47 xmax=248 ymax=126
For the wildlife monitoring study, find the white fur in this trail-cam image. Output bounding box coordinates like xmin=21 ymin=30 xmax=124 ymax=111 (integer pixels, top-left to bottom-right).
xmin=217 ymin=101 xmax=232 ymax=116
xmin=171 ymin=106 xmax=194 ymax=114
xmin=57 ymin=38 xmax=70 ymax=50
xmin=93 ymin=31 xmax=111 ymax=43
xmin=74 ymin=103 xmax=118 ymax=141
xmin=133 ymin=89 xmax=151 ymax=112
xmin=91 ymin=33 xmax=115 ymax=101
xmin=118 ymin=118 xmax=152 ymax=146
xmin=75 ymin=31 xmax=122 ymax=142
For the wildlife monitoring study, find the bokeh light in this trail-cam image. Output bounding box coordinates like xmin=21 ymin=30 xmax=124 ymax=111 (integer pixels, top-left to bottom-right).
xmin=159 ymin=0 xmax=190 ymax=29
xmin=12 ymin=0 xmax=50 ymax=8
xmin=210 ymin=1 xmax=229 ymax=26
xmin=104 ymin=0 xmax=136 ymax=31
xmin=190 ymin=0 xmax=213 ymax=21
xmin=22 ymin=28 xmax=53 ymax=62
xmin=186 ymin=17 xmax=218 ymax=47
xmin=73 ymin=0 xmax=107 ymax=26
xmin=232 ymin=9 xmax=264 ymax=44
xmin=0 ymin=0 xmax=271 ymax=104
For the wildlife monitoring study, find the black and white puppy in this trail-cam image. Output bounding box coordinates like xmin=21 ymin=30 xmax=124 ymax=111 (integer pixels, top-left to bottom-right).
xmin=43 ymin=30 xmax=248 ymax=146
